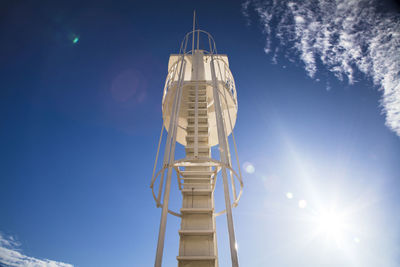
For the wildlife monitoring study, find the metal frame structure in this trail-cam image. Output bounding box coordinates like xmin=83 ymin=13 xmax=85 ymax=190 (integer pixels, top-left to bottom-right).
xmin=150 ymin=25 xmax=243 ymax=267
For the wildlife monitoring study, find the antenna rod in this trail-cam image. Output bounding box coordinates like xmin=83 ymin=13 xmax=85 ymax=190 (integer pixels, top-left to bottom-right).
xmin=197 ymin=15 xmax=199 ymax=50
xmin=192 ymin=10 xmax=196 ymax=54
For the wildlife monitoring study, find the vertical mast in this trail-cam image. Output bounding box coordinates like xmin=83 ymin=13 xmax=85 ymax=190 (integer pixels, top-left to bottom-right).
xmin=192 ymin=10 xmax=196 ymax=54
xmin=154 ymin=45 xmax=187 ymax=267
xmin=210 ymin=52 xmax=239 ymax=266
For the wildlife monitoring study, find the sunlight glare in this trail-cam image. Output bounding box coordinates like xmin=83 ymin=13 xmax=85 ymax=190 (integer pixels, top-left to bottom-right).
xmin=312 ymin=208 xmax=356 ymax=249
xmin=316 ymin=211 xmax=345 ymax=237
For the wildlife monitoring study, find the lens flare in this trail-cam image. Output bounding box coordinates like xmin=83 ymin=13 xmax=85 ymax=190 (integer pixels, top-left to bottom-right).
xmin=243 ymin=162 xmax=255 ymax=174
xmin=298 ymin=199 xmax=307 ymax=208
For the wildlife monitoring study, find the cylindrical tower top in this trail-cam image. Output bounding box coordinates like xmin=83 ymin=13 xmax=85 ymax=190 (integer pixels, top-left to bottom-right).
xmin=161 ymin=30 xmax=238 ymax=146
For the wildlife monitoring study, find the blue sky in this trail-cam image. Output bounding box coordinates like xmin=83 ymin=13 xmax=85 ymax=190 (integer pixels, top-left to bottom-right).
xmin=1 ymin=0 xmax=399 ymax=266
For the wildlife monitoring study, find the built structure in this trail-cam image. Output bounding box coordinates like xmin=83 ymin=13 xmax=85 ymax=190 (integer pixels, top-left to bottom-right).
xmin=150 ymin=17 xmax=243 ymax=267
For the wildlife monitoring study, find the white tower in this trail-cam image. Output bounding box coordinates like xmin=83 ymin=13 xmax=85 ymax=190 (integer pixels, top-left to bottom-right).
xmin=150 ymin=16 xmax=243 ymax=267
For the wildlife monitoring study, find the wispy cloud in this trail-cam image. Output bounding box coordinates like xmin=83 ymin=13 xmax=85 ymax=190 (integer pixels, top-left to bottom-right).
xmin=0 ymin=232 xmax=73 ymax=267
xmin=243 ymin=0 xmax=400 ymax=136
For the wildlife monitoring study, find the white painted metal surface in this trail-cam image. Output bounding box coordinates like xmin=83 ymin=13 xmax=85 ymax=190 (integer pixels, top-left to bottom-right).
xmin=150 ymin=22 xmax=243 ymax=267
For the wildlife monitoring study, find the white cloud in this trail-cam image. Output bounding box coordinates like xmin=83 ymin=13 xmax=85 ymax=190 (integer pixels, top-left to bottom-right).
xmin=0 ymin=233 xmax=73 ymax=267
xmin=243 ymin=0 xmax=400 ymax=136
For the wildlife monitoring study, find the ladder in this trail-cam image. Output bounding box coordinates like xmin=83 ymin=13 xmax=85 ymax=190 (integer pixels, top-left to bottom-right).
xmin=177 ymin=84 xmax=218 ymax=267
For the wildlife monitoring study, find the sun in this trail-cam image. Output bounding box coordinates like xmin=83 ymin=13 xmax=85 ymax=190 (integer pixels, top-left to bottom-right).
xmin=316 ymin=211 xmax=345 ymax=236
xmin=313 ymin=209 xmax=349 ymax=247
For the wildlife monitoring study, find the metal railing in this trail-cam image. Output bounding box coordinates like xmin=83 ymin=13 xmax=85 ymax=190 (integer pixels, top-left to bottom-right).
xmin=150 ymin=157 xmax=244 ymax=217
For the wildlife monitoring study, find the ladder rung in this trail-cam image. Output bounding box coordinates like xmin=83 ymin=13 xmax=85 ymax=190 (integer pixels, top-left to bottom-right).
xmin=182 ymin=183 xmax=212 ymax=186
xmin=187 ymin=130 xmax=208 ymax=133
xmin=188 ymin=93 xmax=206 ymax=95
xmin=187 ymin=116 xmax=208 ymax=119
xmin=181 ymin=178 xmax=212 ymax=182
xmin=187 ymin=124 xmax=208 ymax=128
xmin=188 ymin=96 xmax=207 ymax=100
xmin=177 ymin=256 xmax=217 ymax=261
xmin=180 ymin=208 xmax=214 ymax=214
xmin=182 ymin=189 xmax=213 ymax=195
xmin=176 ymin=159 xmax=218 ymax=166
xmin=186 ymin=140 xmax=208 ymax=145
xmin=188 ymin=110 xmax=207 ymax=115
xmin=188 ymin=104 xmax=207 ymax=108
xmin=180 ymin=171 xmax=214 ymax=176
xmin=182 ymin=185 xmax=212 ymax=190
xmin=186 ymin=139 xmax=208 ymax=143
xmin=186 ymin=146 xmax=209 ymax=152
xmin=178 ymin=230 xmax=214 ymax=236
xmin=187 ymin=123 xmax=208 ymax=127
xmin=189 ymin=93 xmax=206 ymax=97
xmin=186 ymin=133 xmax=208 ymax=137
xmin=189 ymin=88 xmax=206 ymax=91
xmin=186 ymin=138 xmax=207 ymax=143
xmin=188 ymin=108 xmax=207 ymax=111
xmin=187 ymin=119 xmax=208 ymax=124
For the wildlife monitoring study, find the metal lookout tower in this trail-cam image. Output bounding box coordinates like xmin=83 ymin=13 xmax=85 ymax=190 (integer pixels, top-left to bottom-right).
xmin=150 ymin=14 xmax=243 ymax=267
